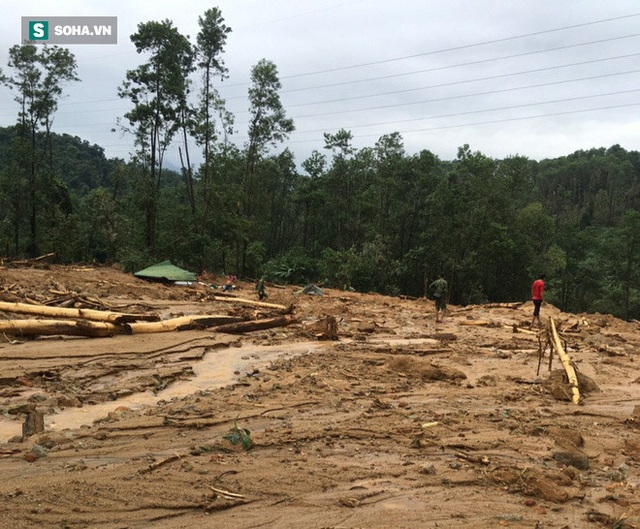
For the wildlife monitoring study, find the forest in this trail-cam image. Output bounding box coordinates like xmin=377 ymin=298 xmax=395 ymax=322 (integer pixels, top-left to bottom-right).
xmin=0 ymin=9 xmax=639 ymax=320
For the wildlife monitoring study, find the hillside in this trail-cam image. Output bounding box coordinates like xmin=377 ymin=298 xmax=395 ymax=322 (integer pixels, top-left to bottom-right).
xmin=0 ymin=263 xmax=638 ymax=528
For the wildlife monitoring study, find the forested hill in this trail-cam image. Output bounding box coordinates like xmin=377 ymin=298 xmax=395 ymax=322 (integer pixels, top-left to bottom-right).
xmin=0 ymin=126 xmax=639 ymax=320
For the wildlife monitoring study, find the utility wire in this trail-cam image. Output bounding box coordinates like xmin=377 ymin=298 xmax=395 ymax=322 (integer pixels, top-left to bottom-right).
xmin=279 ymin=13 xmax=640 ymax=79
xmin=289 ymin=88 xmax=640 ymax=134
xmin=289 ymin=70 xmax=640 ymax=120
xmin=277 ymin=102 xmax=640 ymax=144
xmin=282 ymin=54 xmax=640 ymax=109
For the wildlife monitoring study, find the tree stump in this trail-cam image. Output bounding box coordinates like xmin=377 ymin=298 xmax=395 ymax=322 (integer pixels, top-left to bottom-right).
xmin=22 ymin=411 xmax=45 ymax=438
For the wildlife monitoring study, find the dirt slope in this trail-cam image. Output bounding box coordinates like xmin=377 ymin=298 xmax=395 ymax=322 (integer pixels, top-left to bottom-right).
xmin=0 ymin=264 xmax=638 ymax=529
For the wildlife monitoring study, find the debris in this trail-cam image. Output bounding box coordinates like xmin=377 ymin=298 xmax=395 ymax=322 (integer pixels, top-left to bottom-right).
xmin=303 ymin=316 xmax=339 ymax=340
xmin=214 ymin=315 xmax=298 ymax=335
xmin=138 ymin=454 xmax=181 ymax=474
xmin=208 ymin=485 xmax=246 ymax=500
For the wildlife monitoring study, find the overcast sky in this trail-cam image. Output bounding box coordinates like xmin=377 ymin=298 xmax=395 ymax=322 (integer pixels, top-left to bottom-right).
xmin=1 ymin=0 xmax=639 ymax=170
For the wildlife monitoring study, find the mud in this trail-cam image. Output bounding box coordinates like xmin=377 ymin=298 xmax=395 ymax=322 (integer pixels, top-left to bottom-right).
xmin=0 ymin=264 xmax=638 ymax=529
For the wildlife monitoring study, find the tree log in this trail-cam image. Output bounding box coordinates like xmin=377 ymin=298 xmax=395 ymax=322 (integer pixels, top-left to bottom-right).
xmin=213 ymin=315 xmax=298 ymax=334
xmin=0 ymin=301 xmax=159 ymax=324
xmin=129 ymin=315 xmax=245 ymax=334
xmin=0 ymin=319 xmax=121 ymax=337
xmin=22 ymin=411 xmax=45 ymax=437
xmin=0 ymin=313 xmax=294 ymax=338
xmin=549 ymin=318 xmax=581 ymax=404
xmin=210 ymin=296 xmax=292 ymax=313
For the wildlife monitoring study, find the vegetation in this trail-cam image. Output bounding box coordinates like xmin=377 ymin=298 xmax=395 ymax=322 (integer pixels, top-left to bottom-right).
xmin=0 ymin=10 xmax=639 ymax=321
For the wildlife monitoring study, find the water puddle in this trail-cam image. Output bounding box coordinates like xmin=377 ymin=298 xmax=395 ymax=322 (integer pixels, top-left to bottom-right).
xmin=1 ymin=341 xmax=324 ymax=443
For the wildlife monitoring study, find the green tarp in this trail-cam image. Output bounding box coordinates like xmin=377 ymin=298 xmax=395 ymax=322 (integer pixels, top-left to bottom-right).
xmin=134 ymin=260 xmax=197 ymax=282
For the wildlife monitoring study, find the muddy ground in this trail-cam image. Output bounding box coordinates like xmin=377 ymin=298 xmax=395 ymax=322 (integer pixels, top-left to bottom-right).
xmin=0 ymin=263 xmax=638 ymax=529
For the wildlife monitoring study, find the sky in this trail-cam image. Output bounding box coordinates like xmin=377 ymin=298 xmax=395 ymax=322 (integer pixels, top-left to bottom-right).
xmin=1 ymin=0 xmax=639 ymax=171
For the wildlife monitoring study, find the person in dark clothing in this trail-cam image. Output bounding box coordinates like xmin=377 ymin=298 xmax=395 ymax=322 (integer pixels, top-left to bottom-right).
xmin=429 ymin=274 xmax=448 ymax=323
xmin=256 ymin=276 xmax=267 ymax=301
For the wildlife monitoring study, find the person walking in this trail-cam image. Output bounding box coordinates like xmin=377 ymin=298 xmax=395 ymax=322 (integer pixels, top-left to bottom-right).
xmin=531 ymin=274 xmax=546 ymax=328
xmin=429 ymin=274 xmax=448 ymax=323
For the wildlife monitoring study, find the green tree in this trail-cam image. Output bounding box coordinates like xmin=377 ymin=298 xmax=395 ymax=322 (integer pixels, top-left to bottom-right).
xmin=322 ymin=128 xmax=357 ymax=249
xmin=0 ymin=44 xmax=78 ymax=256
xmin=194 ymin=8 xmax=232 ymax=189
xmin=241 ymin=59 xmax=294 ymax=273
xmin=244 ymin=59 xmax=295 ymax=217
xmin=118 ymin=19 xmax=194 ymax=252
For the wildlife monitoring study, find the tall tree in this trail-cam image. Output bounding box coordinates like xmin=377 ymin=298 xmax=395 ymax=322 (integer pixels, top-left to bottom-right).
xmin=194 ymin=8 xmax=232 ymax=189
xmin=118 ymin=19 xmax=194 ymax=252
xmin=244 ymin=59 xmax=294 ymax=217
xmin=322 ymin=128 xmax=356 ymax=249
xmin=240 ymin=59 xmax=294 ymax=273
xmin=0 ymin=44 xmax=78 ymax=256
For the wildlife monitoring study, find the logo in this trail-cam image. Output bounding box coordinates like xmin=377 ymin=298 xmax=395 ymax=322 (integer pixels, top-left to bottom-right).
xmin=29 ymin=21 xmax=48 ymax=40
xmin=22 ymin=17 xmax=117 ymax=45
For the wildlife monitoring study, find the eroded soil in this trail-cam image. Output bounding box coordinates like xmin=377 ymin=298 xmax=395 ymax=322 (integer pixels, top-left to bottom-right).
xmin=0 ymin=264 xmax=638 ymax=529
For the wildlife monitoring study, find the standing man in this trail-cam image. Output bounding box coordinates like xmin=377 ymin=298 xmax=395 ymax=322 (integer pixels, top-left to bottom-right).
xmin=531 ymin=274 xmax=546 ymax=328
xmin=256 ymin=276 xmax=267 ymax=301
xmin=429 ymin=274 xmax=448 ymax=323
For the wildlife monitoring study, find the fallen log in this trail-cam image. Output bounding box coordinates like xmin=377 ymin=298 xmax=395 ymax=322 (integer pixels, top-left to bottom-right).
xmin=129 ymin=315 xmax=245 ymax=334
xmin=0 ymin=312 xmax=294 ymax=338
xmin=5 ymin=252 xmax=56 ymax=266
xmin=210 ymin=296 xmax=292 ymax=313
xmin=0 ymin=314 xmax=248 ymax=337
xmin=0 ymin=301 xmax=159 ymax=324
xmin=455 ymin=302 xmax=523 ymax=312
xmin=549 ymin=318 xmax=581 ymax=404
xmin=0 ymin=319 xmax=120 ymax=337
xmin=214 ymin=315 xmax=298 ymax=334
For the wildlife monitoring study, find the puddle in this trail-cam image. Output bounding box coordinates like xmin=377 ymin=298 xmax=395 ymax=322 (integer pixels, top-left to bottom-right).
xmin=0 ymin=341 xmax=324 ymax=443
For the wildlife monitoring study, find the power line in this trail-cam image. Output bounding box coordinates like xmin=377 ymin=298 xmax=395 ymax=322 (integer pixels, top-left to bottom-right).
xmin=271 ymin=34 xmax=640 ymax=94
xmin=279 ymin=13 xmax=640 ymax=80
xmin=270 ymin=89 xmax=639 ymax=136
xmin=218 ymin=13 xmax=640 ymax=88
xmin=281 ymin=102 xmax=640 ymax=144
xmin=289 ymin=70 xmax=640 ymax=120
xmin=282 ymin=54 xmax=640 ymax=109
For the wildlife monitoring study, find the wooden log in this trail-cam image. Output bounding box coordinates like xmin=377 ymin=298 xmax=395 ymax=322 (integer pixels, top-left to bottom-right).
xmin=549 ymin=318 xmax=581 ymax=404
xmin=213 ymin=315 xmax=298 ymax=334
xmin=129 ymin=315 xmax=245 ymax=334
xmin=0 ymin=301 xmax=159 ymax=324
xmin=8 ymin=252 xmax=56 ymax=266
xmin=0 ymin=313 xmax=295 ymax=338
xmin=0 ymin=319 xmax=121 ymax=337
xmin=455 ymin=302 xmax=523 ymax=312
xmin=210 ymin=296 xmax=292 ymax=312
xmin=22 ymin=411 xmax=45 ymax=437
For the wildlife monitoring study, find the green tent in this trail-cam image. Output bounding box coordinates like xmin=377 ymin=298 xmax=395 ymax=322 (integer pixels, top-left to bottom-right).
xmin=133 ymin=260 xmax=197 ymax=282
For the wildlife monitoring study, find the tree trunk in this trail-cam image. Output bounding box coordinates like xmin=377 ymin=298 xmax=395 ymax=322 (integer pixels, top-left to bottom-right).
xmin=0 ymin=301 xmax=159 ymax=324
xmin=214 ymin=315 xmax=297 ymax=334
xmin=549 ymin=318 xmax=581 ymax=404
xmin=129 ymin=315 xmax=244 ymax=333
xmin=0 ymin=319 xmax=120 ymax=337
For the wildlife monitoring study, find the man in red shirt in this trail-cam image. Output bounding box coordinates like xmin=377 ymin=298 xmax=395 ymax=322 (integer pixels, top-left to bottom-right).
xmin=531 ymin=274 xmax=546 ymax=328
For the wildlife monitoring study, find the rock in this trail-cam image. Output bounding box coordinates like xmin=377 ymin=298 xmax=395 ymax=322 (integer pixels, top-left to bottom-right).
xmin=552 ymin=451 xmax=589 ymax=470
